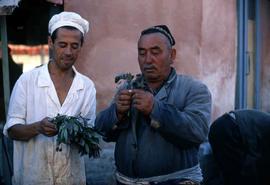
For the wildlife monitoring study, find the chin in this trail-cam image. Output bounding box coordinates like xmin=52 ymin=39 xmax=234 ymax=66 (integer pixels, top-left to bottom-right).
xmin=62 ymin=61 xmax=74 ymax=66
xmin=60 ymin=64 xmax=73 ymax=70
xmin=144 ymin=74 xmax=158 ymax=81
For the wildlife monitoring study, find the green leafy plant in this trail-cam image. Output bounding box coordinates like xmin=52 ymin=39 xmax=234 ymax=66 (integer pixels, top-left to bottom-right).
xmin=115 ymin=73 xmax=150 ymax=120
xmin=49 ymin=114 xmax=101 ymax=158
xmin=115 ymin=73 xmax=149 ymax=91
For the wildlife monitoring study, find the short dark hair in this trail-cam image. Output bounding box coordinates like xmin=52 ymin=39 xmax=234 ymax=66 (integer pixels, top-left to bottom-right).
xmin=50 ymin=26 xmax=84 ymax=46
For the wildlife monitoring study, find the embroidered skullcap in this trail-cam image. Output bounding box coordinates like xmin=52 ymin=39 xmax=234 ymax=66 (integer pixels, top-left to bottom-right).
xmin=141 ymin=25 xmax=175 ymax=46
xmin=48 ymin=11 xmax=89 ymax=36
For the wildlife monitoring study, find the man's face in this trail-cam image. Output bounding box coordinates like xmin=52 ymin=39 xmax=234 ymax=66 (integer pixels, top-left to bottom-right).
xmin=48 ymin=27 xmax=82 ymax=71
xmin=137 ymin=33 xmax=175 ymax=83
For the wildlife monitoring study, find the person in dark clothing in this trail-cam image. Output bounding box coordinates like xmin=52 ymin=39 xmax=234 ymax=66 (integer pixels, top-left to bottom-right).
xmin=0 ymin=45 xmax=22 ymax=122
xmin=95 ymin=25 xmax=212 ymax=185
xmin=209 ymin=109 xmax=270 ymax=185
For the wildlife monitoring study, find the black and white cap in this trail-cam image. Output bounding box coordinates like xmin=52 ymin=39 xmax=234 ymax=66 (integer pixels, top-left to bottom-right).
xmin=141 ymin=25 xmax=175 ymax=46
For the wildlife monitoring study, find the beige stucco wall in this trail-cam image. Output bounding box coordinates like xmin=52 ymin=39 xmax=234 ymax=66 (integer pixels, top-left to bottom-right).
xmin=65 ymin=0 xmax=237 ymax=121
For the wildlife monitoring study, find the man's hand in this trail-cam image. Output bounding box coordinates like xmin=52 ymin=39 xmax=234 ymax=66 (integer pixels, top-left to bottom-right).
xmin=132 ymin=89 xmax=154 ymax=115
xmin=115 ymin=89 xmax=133 ymax=120
xmin=8 ymin=117 xmax=58 ymax=141
xmin=37 ymin=117 xmax=58 ymax=137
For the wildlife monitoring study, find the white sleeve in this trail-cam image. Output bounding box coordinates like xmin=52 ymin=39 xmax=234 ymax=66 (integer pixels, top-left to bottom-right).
xmin=81 ymin=82 xmax=96 ymax=127
xmin=3 ymin=75 xmax=27 ymax=137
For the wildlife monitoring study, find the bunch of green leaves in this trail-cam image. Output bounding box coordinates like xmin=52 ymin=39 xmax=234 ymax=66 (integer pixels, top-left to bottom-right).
xmin=131 ymin=74 xmax=149 ymax=91
xmin=115 ymin=73 xmax=149 ymax=91
xmin=49 ymin=114 xmax=101 ymax=158
xmin=114 ymin=73 xmax=150 ymax=121
xmin=115 ymin=73 xmax=134 ymax=89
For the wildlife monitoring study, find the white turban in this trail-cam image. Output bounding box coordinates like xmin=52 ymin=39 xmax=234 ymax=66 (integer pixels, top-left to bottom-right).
xmin=48 ymin=11 xmax=89 ymax=36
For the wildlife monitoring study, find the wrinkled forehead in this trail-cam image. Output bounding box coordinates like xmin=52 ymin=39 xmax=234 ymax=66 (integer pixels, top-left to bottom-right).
xmin=138 ymin=32 xmax=170 ymax=48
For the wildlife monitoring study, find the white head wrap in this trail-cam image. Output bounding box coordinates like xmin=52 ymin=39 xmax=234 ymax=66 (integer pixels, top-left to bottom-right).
xmin=48 ymin=11 xmax=89 ymax=36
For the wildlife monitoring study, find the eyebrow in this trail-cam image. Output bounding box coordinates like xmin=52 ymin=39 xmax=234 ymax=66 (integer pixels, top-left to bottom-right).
xmin=138 ymin=45 xmax=161 ymax=50
xmin=150 ymin=46 xmax=161 ymax=50
xmin=57 ymin=41 xmax=67 ymax=45
xmin=57 ymin=41 xmax=79 ymax=45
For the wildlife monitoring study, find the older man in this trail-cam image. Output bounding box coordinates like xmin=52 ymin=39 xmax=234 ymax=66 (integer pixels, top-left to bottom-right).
xmin=95 ymin=25 xmax=212 ymax=185
xmin=3 ymin=12 xmax=96 ymax=185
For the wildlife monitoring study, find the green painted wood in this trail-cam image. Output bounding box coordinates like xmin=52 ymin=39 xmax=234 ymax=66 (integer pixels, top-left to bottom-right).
xmin=1 ymin=16 xmax=10 ymax=116
xmin=0 ymin=15 xmax=12 ymax=185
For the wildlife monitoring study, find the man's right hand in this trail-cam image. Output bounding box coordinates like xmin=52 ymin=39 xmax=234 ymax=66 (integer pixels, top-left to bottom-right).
xmin=115 ymin=89 xmax=133 ymax=120
xmin=8 ymin=117 xmax=58 ymax=141
xmin=37 ymin=117 xmax=58 ymax=137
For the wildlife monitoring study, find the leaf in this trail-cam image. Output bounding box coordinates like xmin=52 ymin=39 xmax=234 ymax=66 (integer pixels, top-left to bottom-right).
xmin=63 ymin=129 xmax=68 ymax=143
xmin=84 ymin=143 xmax=90 ymax=154
xmin=73 ymin=123 xmax=79 ymax=135
xmin=51 ymin=114 xmax=101 ymax=158
xmin=79 ymin=138 xmax=85 ymax=147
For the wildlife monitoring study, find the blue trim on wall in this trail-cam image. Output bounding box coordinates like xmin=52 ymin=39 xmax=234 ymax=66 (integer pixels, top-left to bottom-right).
xmin=236 ymin=0 xmax=242 ymax=109
xmin=236 ymin=0 xmax=248 ymax=109
xmin=254 ymin=0 xmax=261 ymax=109
xmin=243 ymin=0 xmax=248 ymax=108
xmin=236 ymin=0 xmax=261 ymax=109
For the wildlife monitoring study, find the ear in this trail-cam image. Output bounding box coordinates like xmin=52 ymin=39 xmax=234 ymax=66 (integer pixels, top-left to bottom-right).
xmin=48 ymin=36 xmax=53 ymax=49
xmin=170 ymin=48 xmax=176 ymax=64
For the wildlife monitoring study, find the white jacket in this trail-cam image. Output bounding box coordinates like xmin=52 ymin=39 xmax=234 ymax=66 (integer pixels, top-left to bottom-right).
xmin=4 ymin=63 xmax=96 ymax=185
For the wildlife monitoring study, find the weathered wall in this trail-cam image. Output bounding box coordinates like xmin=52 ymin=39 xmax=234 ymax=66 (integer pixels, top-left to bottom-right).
xmin=200 ymin=0 xmax=236 ymax=118
xmin=261 ymin=0 xmax=270 ymax=111
xmin=64 ymin=1 xmax=236 ymax=184
xmin=65 ymin=0 xmax=237 ymax=121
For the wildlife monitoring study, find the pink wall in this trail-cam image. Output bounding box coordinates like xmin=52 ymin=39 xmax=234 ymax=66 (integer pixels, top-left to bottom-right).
xmin=261 ymin=0 xmax=270 ymax=112
xmin=65 ymin=0 xmax=237 ymax=121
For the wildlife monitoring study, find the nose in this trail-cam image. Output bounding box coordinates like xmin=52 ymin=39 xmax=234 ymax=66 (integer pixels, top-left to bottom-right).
xmin=145 ymin=53 xmax=152 ymax=64
xmin=64 ymin=46 xmax=72 ymax=55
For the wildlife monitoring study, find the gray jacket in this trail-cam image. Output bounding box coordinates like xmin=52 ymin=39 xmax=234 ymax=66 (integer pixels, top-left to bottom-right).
xmin=95 ymin=69 xmax=212 ymax=178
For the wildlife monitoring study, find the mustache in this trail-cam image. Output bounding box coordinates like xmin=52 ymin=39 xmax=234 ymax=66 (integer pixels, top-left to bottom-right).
xmin=143 ymin=65 xmax=156 ymax=70
xmin=62 ymin=56 xmax=74 ymax=60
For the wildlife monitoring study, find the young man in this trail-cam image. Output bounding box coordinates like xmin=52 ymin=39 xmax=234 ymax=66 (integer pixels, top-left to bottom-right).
xmin=95 ymin=25 xmax=212 ymax=185
xmin=3 ymin=12 xmax=96 ymax=185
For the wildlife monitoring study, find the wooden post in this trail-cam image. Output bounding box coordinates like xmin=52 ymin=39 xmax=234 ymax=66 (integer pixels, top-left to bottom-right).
xmin=0 ymin=15 xmax=12 ymax=185
xmin=1 ymin=15 xmax=10 ymax=117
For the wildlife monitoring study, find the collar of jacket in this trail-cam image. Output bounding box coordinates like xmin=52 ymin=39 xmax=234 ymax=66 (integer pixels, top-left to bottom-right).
xmin=154 ymin=67 xmax=177 ymax=100
xmin=37 ymin=63 xmax=84 ymax=91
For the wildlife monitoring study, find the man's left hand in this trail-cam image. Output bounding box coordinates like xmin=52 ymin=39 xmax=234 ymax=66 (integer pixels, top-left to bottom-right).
xmin=132 ymin=89 xmax=154 ymax=115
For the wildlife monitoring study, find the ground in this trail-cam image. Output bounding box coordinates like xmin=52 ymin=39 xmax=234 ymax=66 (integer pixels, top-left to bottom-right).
xmin=85 ymin=141 xmax=116 ymax=185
